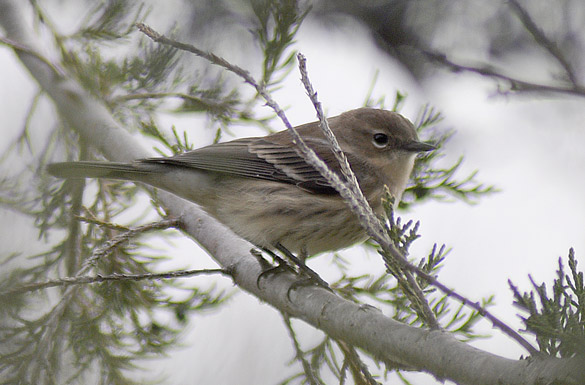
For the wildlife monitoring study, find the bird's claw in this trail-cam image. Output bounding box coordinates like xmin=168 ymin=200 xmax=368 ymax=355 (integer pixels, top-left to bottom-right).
xmin=255 ymin=247 xmax=294 ymax=288
xmin=254 ymin=245 xmax=331 ymax=297
xmin=256 ymin=262 xmax=294 ymax=288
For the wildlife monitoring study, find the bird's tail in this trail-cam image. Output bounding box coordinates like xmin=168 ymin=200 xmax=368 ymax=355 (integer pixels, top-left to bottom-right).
xmin=47 ymin=161 xmax=152 ymax=180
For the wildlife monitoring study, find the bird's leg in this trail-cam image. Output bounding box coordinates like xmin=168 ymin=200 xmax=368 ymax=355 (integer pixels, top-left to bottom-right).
xmin=275 ymin=243 xmax=331 ymax=293
xmin=298 ymin=247 xmax=308 ymax=263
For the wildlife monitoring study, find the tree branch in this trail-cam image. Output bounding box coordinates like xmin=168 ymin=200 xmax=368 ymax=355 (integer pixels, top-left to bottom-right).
xmin=2 ymin=2 xmax=584 ymax=384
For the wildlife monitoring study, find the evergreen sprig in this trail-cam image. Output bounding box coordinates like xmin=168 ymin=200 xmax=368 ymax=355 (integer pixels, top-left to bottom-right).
xmin=73 ymin=0 xmax=147 ymax=41
xmin=509 ymin=248 xmax=585 ymax=357
xmin=251 ymin=0 xmax=311 ymax=89
xmin=333 ymin=191 xmax=490 ymax=341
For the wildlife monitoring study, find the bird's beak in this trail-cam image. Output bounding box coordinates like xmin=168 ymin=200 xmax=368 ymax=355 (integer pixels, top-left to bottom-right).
xmin=402 ymin=141 xmax=436 ymax=153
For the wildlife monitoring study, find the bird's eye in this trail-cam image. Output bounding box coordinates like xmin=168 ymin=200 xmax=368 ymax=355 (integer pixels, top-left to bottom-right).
xmin=372 ymin=133 xmax=389 ymax=148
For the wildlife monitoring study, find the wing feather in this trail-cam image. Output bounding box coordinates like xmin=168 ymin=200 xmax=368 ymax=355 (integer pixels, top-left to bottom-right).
xmin=139 ymin=137 xmax=341 ymax=194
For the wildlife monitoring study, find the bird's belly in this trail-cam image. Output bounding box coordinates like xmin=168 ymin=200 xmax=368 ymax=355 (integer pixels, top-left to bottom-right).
xmin=210 ymin=179 xmax=368 ymax=255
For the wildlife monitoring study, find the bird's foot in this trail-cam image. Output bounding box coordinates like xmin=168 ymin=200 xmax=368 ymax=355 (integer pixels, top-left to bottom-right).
xmin=255 ymin=244 xmax=331 ymax=298
xmin=255 ymin=247 xmax=294 ymax=288
xmin=274 ymin=243 xmax=332 ymax=298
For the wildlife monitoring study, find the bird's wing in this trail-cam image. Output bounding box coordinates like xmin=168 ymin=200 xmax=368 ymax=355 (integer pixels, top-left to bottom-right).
xmin=139 ymin=137 xmax=343 ymax=194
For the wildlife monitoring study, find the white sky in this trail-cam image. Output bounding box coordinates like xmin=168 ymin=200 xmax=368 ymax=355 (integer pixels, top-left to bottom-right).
xmin=1 ymin=3 xmax=585 ymax=385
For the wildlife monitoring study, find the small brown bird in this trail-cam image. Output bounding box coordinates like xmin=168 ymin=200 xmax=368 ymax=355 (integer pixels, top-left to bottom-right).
xmin=48 ymin=108 xmax=434 ymax=255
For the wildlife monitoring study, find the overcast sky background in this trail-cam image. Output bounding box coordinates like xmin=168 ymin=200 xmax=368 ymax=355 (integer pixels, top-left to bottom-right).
xmin=1 ymin=2 xmax=585 ymax=384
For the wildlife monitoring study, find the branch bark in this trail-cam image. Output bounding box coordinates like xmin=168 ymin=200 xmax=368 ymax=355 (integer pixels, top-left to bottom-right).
xmin=1 ymin=1 xmax=584 ymax=384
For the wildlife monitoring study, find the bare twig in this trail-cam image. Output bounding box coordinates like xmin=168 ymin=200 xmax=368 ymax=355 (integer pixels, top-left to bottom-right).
xmin=402 ymin=260 xmax=539 ymax=354
xmin=0 ymin=269 xmax=227 ymax=298
xmin=296 ymin=53 xmax=363 ymax=195
xmin=64 ymin=159 xmax=86 ymax=275
xmin=419 ymin=1 xmax=585 ymax=98
xmin=136 ymin=22 xmax=539 ymax=356
xmin=508 ymin=0 xmax=578 ymax=85
xmin=135 ymin=23 xmax=255 ymax=87
xmin=423 ymin=50 xmax=585 ymax=97
xmin=297 ymin=53 xmax=440 ymax=329
xmin=0 ymin=216 xmax=193 ymax=299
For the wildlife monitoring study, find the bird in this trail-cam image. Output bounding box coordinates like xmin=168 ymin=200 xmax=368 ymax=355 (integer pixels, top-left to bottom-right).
xmin=47 ymin=107 xmax=434 ymax=256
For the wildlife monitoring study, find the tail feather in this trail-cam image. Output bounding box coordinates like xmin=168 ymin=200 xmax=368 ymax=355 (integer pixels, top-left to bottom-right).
xmin=47 ymin=161 xmax=151 ymax=180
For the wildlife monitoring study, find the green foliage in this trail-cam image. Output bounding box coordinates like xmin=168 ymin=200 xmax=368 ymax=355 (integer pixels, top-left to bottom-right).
xmin=377 ymin=191 xmax=491 ymax=337
xmin=251 ymin=0 xmax=311 ymax=89
xmin=140 ymin=120 xmax=194 ymax=156
xmin=278 ymin=332 xmax=335 ymax=385
xmin=509 ymin=249 xmax=585 ymax=358
xmin=0 ymin=175 xmax=229 ymax=384
xmin=74 ymin=0 xmax=146 ymax=41
xmin=364 ymin=73 xmax=408 ymax=112
xmin=0 ymin=216 xmax=229 ymax=385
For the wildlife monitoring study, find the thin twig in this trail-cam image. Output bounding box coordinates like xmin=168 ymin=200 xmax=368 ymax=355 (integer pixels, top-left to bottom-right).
xmin=1 ymin=216 xmax=198 ymax=299
xmin=0 ymin=269 xmax=227 ymax=298
xmin=401 ymin=259 xmax=540 ymax=355
xmin=113 ymin=91 xmax=228 ymax=110
xmin=76 ymin=211 xmax=131 ymax=232
xmin=64 ymin=155 xmax=86 ymax=275
xmin=297 ymin=53 xmax=440 ymax=329
xmin=86 ymin=217 xmax=181 ymax=266
xmin=423 ymin=50 xmax=585 ymax=97
xmin=297 ymin=53 xmax=363 ymax=196
xmin=135 ymin=23 xmax=255 ymax=85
